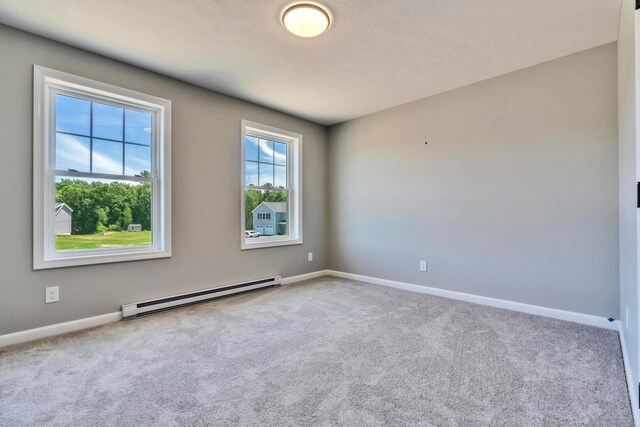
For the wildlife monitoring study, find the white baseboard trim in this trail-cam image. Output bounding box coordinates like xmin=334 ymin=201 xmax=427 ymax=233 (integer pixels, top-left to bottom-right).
xmin=326 ymin=270 xmax=617 ymax=330
xmin=619 ymin=324 xmax=640 ymax=426
xmin=0 ymin=312 xmax=121 ymax=348
xmin=0 ymin=269 xmax=616 ymax=348
xmin=0 ymin=271 xmax=330 ymax=348
xmin=281 ymin=269 xmax=330 ymax=285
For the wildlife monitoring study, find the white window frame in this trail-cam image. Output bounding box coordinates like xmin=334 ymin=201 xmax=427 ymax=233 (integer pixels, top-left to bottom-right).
xmin=33 ymin=65 xmax=172 ymax=269
xmin=240 ymin=120 xmax=302 ymax=250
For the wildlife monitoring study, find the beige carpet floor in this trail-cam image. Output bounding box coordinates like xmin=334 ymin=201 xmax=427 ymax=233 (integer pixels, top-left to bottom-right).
xmin=0 ymin=277 xmax=633 ymax=425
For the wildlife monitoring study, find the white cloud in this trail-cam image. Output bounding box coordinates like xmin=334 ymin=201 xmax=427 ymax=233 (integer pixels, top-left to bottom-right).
xmin=56 ymin=133 xmax=123 ymax=175
xmin=56 ymin=133 xmax=89 ymax=171
xmin=258 ymin=140 xmax=287 ymax=164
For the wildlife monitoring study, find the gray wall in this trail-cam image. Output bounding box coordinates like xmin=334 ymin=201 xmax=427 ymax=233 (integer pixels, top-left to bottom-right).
xmin=328 ymin=42 xmax=619 ymax=318
xmin=0 ymin=25 xmax=328 ymax=335
xmin=618 ymin=0 xmax=639 ymax=396
xmin=0 ymin=23 xmax=624 ymax=335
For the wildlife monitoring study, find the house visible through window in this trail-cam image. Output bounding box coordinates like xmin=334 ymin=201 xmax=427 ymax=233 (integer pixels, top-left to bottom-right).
xmin=33 ymin=66 xmax=172 ymax=269
xmin=241 ymin=120 xmax=302 ymax=249
xmin=54 ymin=94 xmax=154 ymax=250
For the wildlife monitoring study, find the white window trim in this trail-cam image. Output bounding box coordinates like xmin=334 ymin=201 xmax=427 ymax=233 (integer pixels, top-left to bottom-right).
xmin=240 ymin=120 xmax=302 ymax=250
xmin=33 ymin=65 xmax=172 ymax=269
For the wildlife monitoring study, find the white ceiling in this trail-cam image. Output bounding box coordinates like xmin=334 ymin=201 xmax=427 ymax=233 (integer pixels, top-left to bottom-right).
xmin=0 ymin=0 xmax=622 ymax=125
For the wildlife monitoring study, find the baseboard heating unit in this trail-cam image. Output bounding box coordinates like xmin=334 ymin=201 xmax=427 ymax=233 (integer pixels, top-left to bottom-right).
xmin=121 ymin=276 xmax=281 ymax=319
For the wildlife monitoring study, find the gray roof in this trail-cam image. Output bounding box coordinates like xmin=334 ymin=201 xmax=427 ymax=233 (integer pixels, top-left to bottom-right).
xmin=55 ymin=203 xmax=73 ymax=215
xmin=253 ymin=202 xmax=287 ymax=214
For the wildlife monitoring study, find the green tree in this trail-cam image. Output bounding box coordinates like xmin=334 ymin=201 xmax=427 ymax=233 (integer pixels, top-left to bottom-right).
xmin=95 ymin=207 xmax=108 ymax=233
xmin=245 ymin=189 xmax=262 ymax=230
xmin=121 ymin=204 xmax=133 ymax=229
xmin=132 ymin=182 xmax=152 ymax=230
xmin=56 ymin=178 xmax=152 ymax=235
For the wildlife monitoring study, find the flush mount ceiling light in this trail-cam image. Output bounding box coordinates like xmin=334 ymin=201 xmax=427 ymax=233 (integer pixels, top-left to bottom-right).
xmin=282 ymin=3 xmax=331 ymax=38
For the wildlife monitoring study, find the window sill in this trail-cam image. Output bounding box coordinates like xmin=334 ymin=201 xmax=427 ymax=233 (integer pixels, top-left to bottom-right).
xmin=34 ymin=248 xmax=171 ymax=270
xmin=241 ymin=237 xmax=303 ymax=250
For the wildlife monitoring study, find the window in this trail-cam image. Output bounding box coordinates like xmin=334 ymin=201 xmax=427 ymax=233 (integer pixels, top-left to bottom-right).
xmin=33 ymin=66 xmax=171 ymax=269
xmin=241 ymin=120 xmax=302 ymax=249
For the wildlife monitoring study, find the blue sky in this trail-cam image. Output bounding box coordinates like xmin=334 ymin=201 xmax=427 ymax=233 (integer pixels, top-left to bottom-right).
xmin=55 ymin=94 xmax=290 ymax=186
xmin=55 ymin=94 xmax=152 ymax=176
xmin=245 ymin=136 xmax=287 ymax=188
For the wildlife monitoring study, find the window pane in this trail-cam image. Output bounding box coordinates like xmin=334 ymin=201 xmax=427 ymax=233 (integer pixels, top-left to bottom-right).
xmin=92 ymin=139 xmax=123 ymax=174
xmin=244 ymin=189 xmax=288 ymax=237
xmin=55 ymin=177 xmax=152 ymax=251
xmin=92 ymin=102 xmax=124 ymax=141
xmin=274 ymin=165 xmax=287 ymax=189
xmin=259 ymin=139 xmax=274 ymax=163
xmin=259 ymin=163 xmax=274 ymax=187
xmin=274 ymin=142 xmax=287 ymax=166
xmin=125 ymin=110 xmax=152 ymax=145
xmin=56 ymin=133 xmax=90 ymax=172
xmin=125 ymin=144 xmax=151 ymax=176
xmin=245 ymin=161 xmax=258 ymax=186
xmin=56 ymin=95 xmax=90 ymax=135
xmin=245 ymin=136 xmax=259 ymax=162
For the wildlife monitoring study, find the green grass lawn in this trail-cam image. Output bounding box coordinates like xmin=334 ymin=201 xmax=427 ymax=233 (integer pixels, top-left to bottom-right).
xmin=56 ymin=231 xmax=152 ymax=251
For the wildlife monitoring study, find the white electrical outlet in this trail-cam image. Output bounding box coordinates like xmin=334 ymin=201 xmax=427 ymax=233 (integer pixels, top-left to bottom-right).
xmin=45 ymin=286 xmax=59 ymax=303
xmin=308 ymin=252 xmax=313 ymax=262
xmin=420 ymin=260 xmax=427 ymax=272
